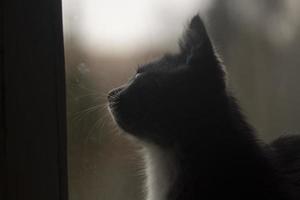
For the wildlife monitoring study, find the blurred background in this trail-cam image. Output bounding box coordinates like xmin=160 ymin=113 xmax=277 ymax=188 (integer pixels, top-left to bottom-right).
xmin=62 ymin=0 xmax=300 ymax=199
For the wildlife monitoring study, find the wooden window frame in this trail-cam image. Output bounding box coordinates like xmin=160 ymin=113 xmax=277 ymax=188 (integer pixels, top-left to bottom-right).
xmin=1 ymin=0 xmax=68 ymax=199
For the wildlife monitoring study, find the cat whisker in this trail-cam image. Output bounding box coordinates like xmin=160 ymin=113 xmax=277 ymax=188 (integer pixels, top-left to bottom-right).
xmin=72 ymin=104 xmax=104 ymax=121
xmin=84 ymin=115 xmax=108 ymax=144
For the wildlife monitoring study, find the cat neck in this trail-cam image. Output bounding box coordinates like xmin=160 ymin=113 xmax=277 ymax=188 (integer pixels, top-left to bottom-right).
xmin=143 ymin=143 xmax=177 ymax=200
xmin=143 ymin=130 xmax=285 ymax=200
xmin=142 ymin=113 xmax=286 ymax=200
xmin=168 ymin=137 xmax=286 ymax=200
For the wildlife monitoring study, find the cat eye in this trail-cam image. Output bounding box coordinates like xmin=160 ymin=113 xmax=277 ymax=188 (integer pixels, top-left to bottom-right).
xmin=136 ymin=64 xmax=145 ymax=74
xmin=135 ymin=73 xmax=141 ymax=79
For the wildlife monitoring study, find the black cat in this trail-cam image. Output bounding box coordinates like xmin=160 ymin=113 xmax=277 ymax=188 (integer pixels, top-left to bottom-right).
xmin=107 ymin=15 xmax=300 ymax=200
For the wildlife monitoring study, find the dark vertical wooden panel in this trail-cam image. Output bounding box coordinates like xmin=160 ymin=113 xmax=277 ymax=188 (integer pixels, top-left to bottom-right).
xmin=1 ymin=0 xmax=6 ymax=197
xmin=2 ymin=0 xmax=68 ymax=199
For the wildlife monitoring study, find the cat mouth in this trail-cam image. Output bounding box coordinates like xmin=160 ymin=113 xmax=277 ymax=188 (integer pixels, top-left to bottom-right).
xmin=107 ymin=87 xmax=126 ymax=127
xmin=107 ymin=87 xmax=137 ymax=133
xmin=107 ymin=86 xmax=125 ymax=110
xmin=107 ymin=99 xmax=123 ymax=129
xmin=107 ymin=101 xmax=118 ymax=119
xmin=107 ymin=87 xmax=122 ymax=102
xmin=107 ymin=101 xmax=132 ymax=133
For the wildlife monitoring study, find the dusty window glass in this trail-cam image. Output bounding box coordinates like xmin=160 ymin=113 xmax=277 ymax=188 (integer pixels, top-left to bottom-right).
xmin=62 ymin=0 xmax=300 ymax=200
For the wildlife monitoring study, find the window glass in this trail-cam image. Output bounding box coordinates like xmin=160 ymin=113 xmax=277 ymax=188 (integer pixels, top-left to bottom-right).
xmin=62 ymin=1 xmax=300 ymax=199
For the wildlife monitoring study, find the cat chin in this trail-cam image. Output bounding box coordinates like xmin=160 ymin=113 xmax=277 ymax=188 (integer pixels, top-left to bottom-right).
xmin=107 ymin=105 xmax=118 ymax=123
xmin=107 ymin=104 xmax=136 ymax=134
xmin=107 ymin=105 xmax=125 ymax=130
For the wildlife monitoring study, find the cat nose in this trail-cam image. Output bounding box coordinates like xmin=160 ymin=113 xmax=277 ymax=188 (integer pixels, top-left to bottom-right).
xmin=107 ymin=87 xmax=123 ymax=102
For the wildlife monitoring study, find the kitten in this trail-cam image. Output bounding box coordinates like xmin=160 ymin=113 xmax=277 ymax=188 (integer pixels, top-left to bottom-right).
xmin=107 ymin=15 xmax=300 ymax=200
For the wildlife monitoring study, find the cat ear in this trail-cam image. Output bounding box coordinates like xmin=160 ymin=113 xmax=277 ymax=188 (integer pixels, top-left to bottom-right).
xmin=179 ymin=15 xmax=215 ymax=65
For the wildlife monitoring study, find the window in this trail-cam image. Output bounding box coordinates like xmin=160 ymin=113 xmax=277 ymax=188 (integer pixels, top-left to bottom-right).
xmin=64 ymin=1 xmax=300 ymax=200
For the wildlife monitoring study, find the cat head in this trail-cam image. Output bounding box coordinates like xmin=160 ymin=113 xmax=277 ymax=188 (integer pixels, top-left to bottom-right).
xmin=108 ymin=15 xmax=227 ymax=147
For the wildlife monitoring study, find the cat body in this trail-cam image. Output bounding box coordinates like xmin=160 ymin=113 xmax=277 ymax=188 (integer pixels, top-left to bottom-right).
xmin=108 ymin=15 xmax=300 ymax=200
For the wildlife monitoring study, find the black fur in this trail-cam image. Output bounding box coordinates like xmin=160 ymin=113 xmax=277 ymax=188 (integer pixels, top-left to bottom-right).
xmin=108 ymin=15 xmax=300 ymax=199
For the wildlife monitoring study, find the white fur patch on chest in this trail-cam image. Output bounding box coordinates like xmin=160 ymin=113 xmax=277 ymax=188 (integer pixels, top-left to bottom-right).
xmin=143 ymin=143 xmax=176 ymax=200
